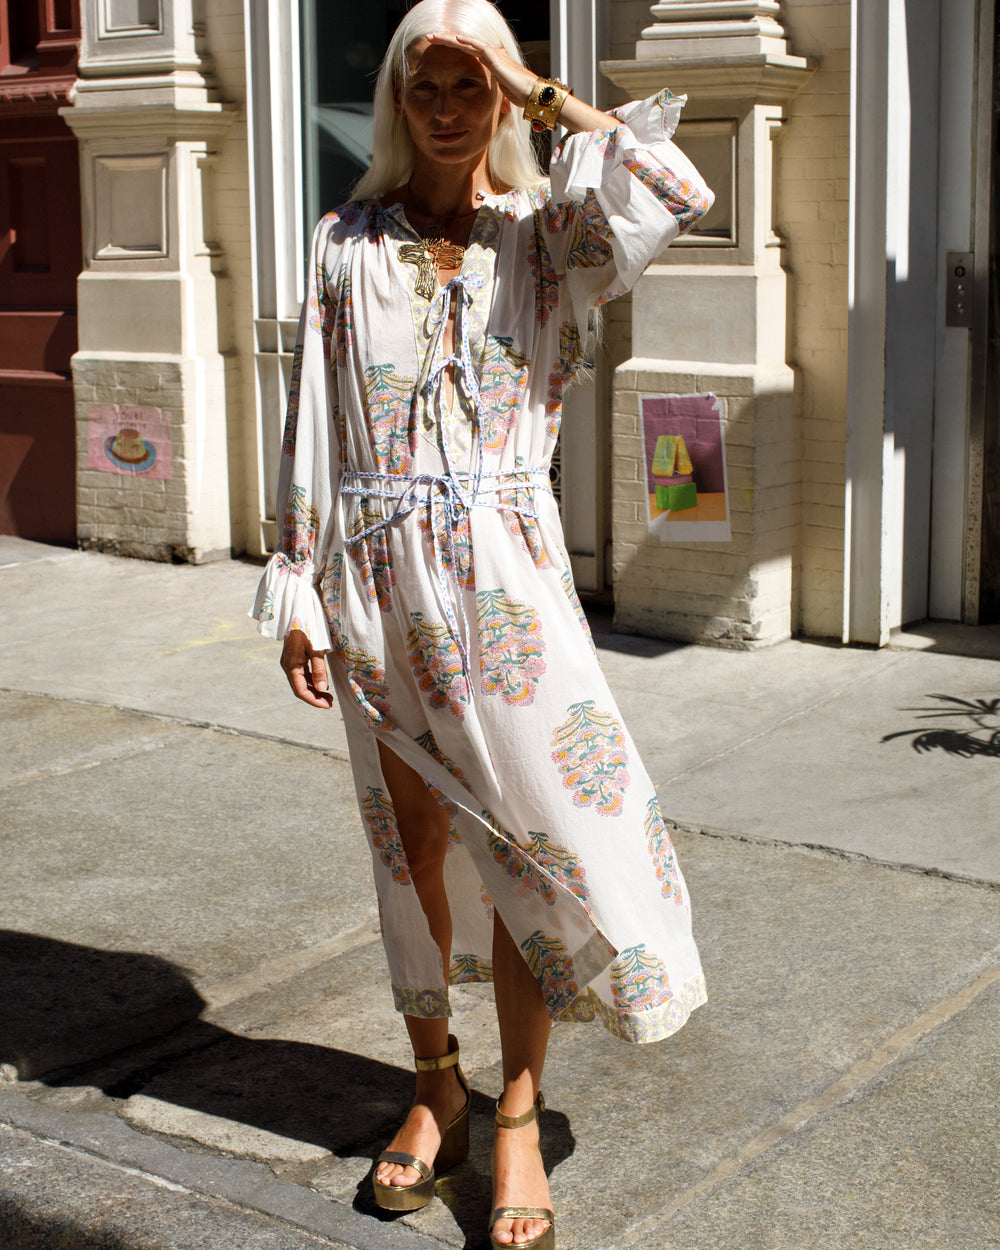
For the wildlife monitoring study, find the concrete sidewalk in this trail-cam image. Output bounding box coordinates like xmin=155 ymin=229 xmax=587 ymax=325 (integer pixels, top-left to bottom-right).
xmin=1 ymin=537 xmax=998 ymax=1249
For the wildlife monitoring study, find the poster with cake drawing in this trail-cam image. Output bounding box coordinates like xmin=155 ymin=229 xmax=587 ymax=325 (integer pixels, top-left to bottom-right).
xmin=640 ymin=393 xmax=731 ymax=542
xmin=87 ymin=406 xmax=174 ymax=479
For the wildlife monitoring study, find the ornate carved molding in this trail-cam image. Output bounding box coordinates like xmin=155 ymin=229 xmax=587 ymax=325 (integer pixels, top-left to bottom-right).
xmin=0 ymin=77 xmax=76 ymax=116
xmin=605 ymin=0 xmax=811 ymax=104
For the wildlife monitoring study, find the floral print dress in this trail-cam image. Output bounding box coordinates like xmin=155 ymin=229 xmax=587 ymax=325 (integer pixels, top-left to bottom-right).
xmin=252 ymin=90 xmax=713 ymax=1043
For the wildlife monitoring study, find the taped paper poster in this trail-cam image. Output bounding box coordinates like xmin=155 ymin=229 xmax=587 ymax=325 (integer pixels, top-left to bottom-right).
xmin=640 ymin=393 xmax=731 ymax=542
xmin=87 ymin=405 xmax=174 ymax=479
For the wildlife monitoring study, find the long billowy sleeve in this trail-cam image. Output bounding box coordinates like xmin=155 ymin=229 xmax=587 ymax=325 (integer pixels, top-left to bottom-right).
xmin=249 ymin=215 xmax=341 ymax=651
xmin=542 ymin=88 xmax=714 ymax=338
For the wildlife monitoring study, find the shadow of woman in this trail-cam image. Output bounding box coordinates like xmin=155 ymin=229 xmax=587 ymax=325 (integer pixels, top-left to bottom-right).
xmin=0 ymin=929 xmax=575 ymax=1249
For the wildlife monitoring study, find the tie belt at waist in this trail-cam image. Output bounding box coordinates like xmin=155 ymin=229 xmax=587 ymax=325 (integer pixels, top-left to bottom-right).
xmin=340 ymin=468 xmax=553 ymax=678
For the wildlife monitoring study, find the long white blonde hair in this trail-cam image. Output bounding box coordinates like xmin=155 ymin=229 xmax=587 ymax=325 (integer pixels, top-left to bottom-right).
xmin=351 ymin=0 xmax=545 ymax=200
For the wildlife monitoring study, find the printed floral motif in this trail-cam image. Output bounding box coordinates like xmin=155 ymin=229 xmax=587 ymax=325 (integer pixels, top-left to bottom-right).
xmin=540 ymin=198 xmax=572 ymax=235
xmin=282 ymin=343 xmax=303 ymax=456
xmin=551 ymin=700 xmax=631 ymax=816
xmin=415 ymin=730 xmax=471 ymax=790
xmin=520 ymin=930 xmax=579 ymax=1014
xmin=450 ymin=952 xmax=493 ymax=983
xmin=346 ymin=501 xmax=395 ymax=611
xmin=406 ymin=612 xmax=470 ymax=719
xmin=279 ymin=484 xmax=319 ymax=572
xmin=622 ymin=151 xmax=713 ymax=234
xmin=610 ymin=944 xmax=671 ymax=1012
xmin=504 ymin=508 xmax=552 ymax=571
xmin=417 ymin=502 xmax=474 ymax=590
xmin=545 ymin=321 xmax=584 ymax=439
xmin=362 ymin=786 xmax=409 ymax=885
xmin=479 ymin=336 xmax=529 ymax=451
xmin=477 ymin=588 xmax=547 ymax=706
xmin=364 ymin=363 xmax=416 ymax=473
xmin=566 ymin=191 xmax=615 ymax=270
xmin=333 ymin=264 xmax=354 ymax=368
xmin=528 ymin=222 xmax=560 ymax=326
xmin=343 ymin=644 xmax=392 ymax=727
xmin=560 ymin=569 xmax=598 ymax=657
xmin=318 ymin=553 xmax=344 ymax=636
xmin=332 ymin=401 xmax=347 ymax=462
xmin=392 ymin=985 xmax=450 ymax=1018
xmin=559 ymin=973 xmax=706 ymax=1044
xmin=486 ymin=820 xmax=559 ymax=907
xmin=644 ymin=797 xmax=685 ymax=905
xmin=257 ymin=588 xmax=275 ymax=623
xmin=523 ymin=829 xmax=589 ymax=904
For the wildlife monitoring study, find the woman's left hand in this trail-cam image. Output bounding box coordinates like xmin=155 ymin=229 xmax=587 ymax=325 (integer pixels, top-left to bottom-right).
xmin=426 ymin=31 xmax=537 ymax=108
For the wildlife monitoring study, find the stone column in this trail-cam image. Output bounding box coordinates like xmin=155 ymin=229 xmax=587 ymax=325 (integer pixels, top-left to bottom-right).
xmin=603 ymin=3 xmax=812 ymax=646
xmin=61 ymin=0 xmax=234 ymax=562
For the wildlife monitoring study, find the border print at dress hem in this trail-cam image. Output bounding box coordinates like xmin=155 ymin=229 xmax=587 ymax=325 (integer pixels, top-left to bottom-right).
xmin=390 ymin=971 xmax=707 ymax=1044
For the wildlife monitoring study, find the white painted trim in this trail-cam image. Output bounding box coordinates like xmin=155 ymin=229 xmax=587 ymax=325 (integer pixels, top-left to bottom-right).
xmin=550 ymin=0 xmax=607 ymax=107
xmin=245 ymin=0 xmax=306 ymax=540
xmin=550 ymin=0 xmax=609 ymax=590
xmin=845 ymin=0 xmax=892 ymax=645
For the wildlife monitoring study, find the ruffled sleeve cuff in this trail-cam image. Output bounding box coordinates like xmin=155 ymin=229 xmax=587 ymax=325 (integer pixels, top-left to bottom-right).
xmin=548 ymin=89 xmax=712 ymax=330
xmin=249 ymin=553 xmax=333 ymax=652
xmin=549 ymin=88 xmax=687 ymax=204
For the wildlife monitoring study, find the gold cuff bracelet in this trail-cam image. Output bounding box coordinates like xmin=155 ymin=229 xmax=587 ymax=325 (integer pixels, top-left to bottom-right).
xmin=523 ymin=77 xmax=572 ymax=132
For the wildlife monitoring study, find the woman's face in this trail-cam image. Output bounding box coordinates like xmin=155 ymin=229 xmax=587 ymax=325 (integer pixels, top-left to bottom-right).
xmin=397 ymin=38 xmax=509 ymax=170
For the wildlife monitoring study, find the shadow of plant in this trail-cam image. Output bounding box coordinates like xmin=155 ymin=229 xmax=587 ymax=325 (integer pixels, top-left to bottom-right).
xmin=881 ymin=694 xmax=1000 ymax=757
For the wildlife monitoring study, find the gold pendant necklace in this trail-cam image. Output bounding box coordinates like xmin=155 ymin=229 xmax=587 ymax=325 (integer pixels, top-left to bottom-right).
xmin=398 ymin=186 xmax=486 ymax=300
xmin=398 ymin=237 xmax=467 ymax=300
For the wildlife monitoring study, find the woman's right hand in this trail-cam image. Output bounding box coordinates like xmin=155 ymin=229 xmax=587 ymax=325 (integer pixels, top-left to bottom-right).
xmin=280 ymin=628 xmax=334 ymax=708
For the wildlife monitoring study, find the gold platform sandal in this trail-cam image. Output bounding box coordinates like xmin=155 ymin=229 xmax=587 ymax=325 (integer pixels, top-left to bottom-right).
xmin=489 ymin=1092 xmax=555 ymax=1250
xmin=372 ymin=1034 xmax=470 ymax=1212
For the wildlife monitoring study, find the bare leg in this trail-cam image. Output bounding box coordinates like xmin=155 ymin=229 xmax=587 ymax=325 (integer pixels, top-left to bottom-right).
xmin=491 ymin=913 xmax=553 ymax=1246
xmin=374 ymin=741 xmax=467 ymax=1188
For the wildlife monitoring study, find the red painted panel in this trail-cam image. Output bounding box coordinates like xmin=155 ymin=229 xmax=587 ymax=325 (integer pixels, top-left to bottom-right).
xmin=0 ymin=135 xmax=80 ymax=307
xmin=0 ymin=2 xmax=80 ymax=541
xmin=0 ymin=381 xmax=76 ymax=541
xmin=0 ymin=310 xmax=75 ymax=374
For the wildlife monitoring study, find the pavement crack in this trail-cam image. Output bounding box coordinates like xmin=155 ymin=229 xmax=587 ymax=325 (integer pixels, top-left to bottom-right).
xmin=610 ymin=960 xmax=1000 ymax=1247
xmin=672 ymin=821 xmax=1000 ymax=892
xmin=0 ymin=684 xmax=353 ymax=763
xmin=0 ymin=735 xmax=184 ymax=790
xmin=199 ymin=918 xmax=383 ymax=1015
xmin=656 ymin=653 xmax=910 ymax=787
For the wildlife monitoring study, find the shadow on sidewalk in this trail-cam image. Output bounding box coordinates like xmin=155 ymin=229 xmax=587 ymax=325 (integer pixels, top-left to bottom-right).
xmin=881 ymin=694 xmax=1000 ymax=758
xmin=0 ymin=929 xmax=574 ymax=1246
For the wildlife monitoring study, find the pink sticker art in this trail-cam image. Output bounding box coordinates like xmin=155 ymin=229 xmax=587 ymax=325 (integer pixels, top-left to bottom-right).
xmin=87 ymin=405 xmax=174 ymax=480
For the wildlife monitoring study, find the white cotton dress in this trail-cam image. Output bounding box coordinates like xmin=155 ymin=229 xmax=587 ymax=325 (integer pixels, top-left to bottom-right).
xmin=252 ymin=89 xmax=713 ymax=1043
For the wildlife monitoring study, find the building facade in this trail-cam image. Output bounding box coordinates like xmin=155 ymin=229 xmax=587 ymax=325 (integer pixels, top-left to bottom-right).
xmin=11 ymin=0 xmax=997 ymax=646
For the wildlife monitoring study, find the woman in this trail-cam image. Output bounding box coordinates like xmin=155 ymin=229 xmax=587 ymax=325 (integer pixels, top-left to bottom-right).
xmin=252 ymin=2 xmax=712 ymax=1246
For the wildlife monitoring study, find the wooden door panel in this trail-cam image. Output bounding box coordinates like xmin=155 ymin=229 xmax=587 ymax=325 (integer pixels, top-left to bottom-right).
xmin=0 ymin=309 xmax=76 ymax=376
xmin=0 ymin=133 xmax=81 ymax=311
xmin=0 ymin=0 xmax=81 ymax=542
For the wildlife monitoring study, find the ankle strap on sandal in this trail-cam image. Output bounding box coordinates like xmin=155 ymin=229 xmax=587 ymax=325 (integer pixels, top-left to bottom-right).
xmin=495 ymin=1090 xmax=545 ymax=1128
xmin=414 ymin=1034 xmax=461 ymax=1073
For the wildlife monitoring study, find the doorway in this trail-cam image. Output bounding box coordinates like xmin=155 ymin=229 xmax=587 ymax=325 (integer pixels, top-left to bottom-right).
xmin=0 ymin=0 xmax=81 ymax=543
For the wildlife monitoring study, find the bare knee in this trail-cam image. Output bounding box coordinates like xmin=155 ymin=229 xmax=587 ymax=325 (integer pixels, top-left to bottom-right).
xmin=377 ymin=740 xmax=450 ymax=883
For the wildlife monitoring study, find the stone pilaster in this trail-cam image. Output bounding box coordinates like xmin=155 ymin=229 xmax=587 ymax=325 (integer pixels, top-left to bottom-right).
xmin=61 ymin=0 xmax=235 ymax=562
xmin=603 ymin=4 xmax=812 ymax=646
